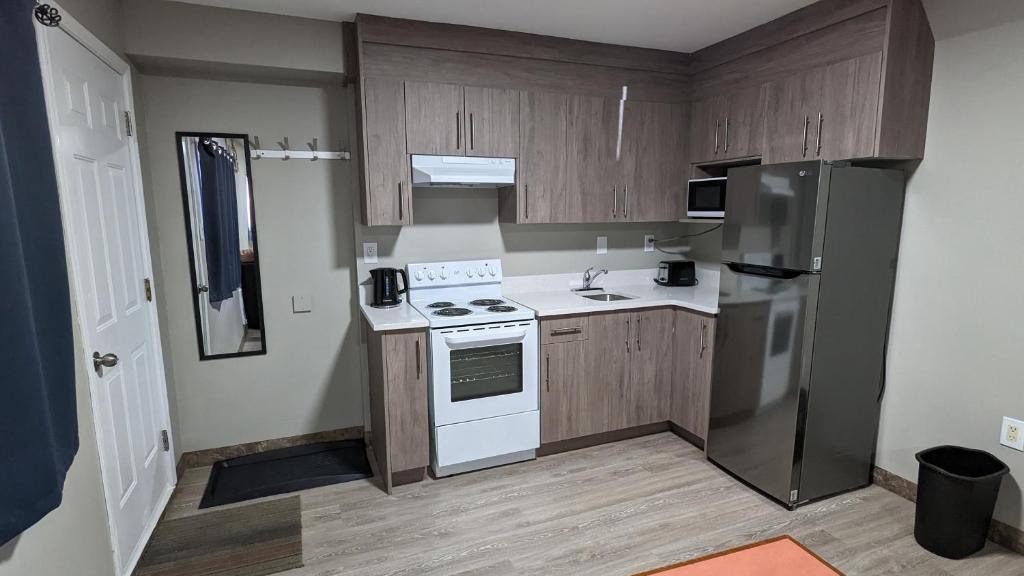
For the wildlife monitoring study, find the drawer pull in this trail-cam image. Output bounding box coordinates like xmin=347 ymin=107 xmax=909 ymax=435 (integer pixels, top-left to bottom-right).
xmin=549 ymin=327 xmax=582 ymax=336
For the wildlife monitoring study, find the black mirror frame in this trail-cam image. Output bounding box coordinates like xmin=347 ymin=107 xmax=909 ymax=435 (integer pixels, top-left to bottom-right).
xmin=175 ymin=131 xmax=267 ymax=360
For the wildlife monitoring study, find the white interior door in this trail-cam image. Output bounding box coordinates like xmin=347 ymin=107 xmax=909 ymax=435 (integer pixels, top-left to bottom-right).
xmin=36 ymin=18 xmax=175 ymax=576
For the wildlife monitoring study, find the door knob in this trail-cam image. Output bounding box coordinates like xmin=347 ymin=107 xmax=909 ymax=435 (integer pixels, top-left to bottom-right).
xmin=93 ymin=352 xmax=119 ymax=376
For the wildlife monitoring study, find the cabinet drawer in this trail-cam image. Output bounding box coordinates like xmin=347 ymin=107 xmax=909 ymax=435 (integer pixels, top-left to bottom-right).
xmin=540 ymin=315 xmax=589 ymax=344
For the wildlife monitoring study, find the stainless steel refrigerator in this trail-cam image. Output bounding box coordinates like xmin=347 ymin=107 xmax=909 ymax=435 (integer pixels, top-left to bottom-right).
xmin=706 ymin=160 xmax=905 ymax=510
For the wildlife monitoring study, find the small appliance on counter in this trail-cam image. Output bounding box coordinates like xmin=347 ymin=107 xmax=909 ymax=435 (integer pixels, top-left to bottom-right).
xmin=656 ymin=260 xmax=697 ymax=287
xmin=369 ymin=267 xmax=408 ymax=308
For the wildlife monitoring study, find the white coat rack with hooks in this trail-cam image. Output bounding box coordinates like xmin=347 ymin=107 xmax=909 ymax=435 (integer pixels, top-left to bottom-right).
xmin=248 ymin=136 xmax=350 ymax=161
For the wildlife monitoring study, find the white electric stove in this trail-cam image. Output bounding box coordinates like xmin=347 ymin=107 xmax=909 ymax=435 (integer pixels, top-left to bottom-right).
xmin=406 ymin=259 xmax=540 ymax=477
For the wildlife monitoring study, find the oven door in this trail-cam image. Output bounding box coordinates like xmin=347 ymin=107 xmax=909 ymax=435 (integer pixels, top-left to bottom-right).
xmin=431 ymin=320 xmax=538 ymax=426
xmin=687 ymin=177 xmax=727 ymax=218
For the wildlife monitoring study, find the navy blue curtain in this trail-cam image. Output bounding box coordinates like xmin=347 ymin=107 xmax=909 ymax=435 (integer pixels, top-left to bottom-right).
xmin=0 ymin=0 xmax=79 ymax=546
xmin=197 ymin=140 xmax=241 ymax=304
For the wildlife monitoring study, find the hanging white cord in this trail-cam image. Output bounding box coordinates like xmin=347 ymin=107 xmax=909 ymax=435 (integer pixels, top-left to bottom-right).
xmin=615 ymin=85 xmax=628 ymax=160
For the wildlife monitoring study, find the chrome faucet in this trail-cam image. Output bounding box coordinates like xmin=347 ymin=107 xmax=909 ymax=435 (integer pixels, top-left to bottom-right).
xmin=577 ymin=267 xmax=608 ymax=291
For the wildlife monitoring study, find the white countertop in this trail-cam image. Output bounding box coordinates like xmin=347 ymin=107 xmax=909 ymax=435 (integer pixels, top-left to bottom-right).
xmin=504 ymin=264 xmax=720 ymax=317
xmin=358 ymin=264 xmax=721 ymax=331
xmin=357 ymin=282 xmax=429 ymax=332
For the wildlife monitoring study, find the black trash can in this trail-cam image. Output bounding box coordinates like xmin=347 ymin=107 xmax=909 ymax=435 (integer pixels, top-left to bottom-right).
xmin=914 ymin=445 xmax=1009 ymax=559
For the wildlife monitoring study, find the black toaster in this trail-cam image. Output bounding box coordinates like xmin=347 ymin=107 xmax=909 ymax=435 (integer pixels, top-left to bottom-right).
xmin=655 ymin=260 xmax=697 ymax=287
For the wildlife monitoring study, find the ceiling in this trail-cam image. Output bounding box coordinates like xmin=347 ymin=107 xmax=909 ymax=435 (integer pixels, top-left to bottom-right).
xmin=172 ymin=0 xmax=817 ymax=53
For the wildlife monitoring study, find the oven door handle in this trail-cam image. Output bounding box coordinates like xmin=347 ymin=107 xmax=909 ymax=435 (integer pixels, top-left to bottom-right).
xmin=444 ymin=330 xmax=528 ymax=349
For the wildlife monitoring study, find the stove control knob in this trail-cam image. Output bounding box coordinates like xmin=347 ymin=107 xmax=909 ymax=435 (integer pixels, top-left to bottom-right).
xmin=466 ymin=268 xmax=474 ymax=277
xmin=488 ymin=267 xmax=497 ymax=277
xmin=440 ymin=268 xmax=448 ymax=280
xmin=477 ymin=267 xmax=485 ymax=277
xmin=427 ymin=270 xmax=435 ymax=280
xmin=415 ymin=270 xmax=424 ymax=281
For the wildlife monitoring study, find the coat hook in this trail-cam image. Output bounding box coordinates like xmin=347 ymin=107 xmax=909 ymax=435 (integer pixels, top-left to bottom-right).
xmin=307 ymin=137 xmax=319 ymax=161
xmin=250 ymin=136 xmax=262 ymax=159
xmin=277 ymin=137 xmax=290 ymax=161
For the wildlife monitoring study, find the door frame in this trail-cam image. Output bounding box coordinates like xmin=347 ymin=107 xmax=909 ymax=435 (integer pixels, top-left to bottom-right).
xmin=33 ymin=5 xmax=178 ymax=576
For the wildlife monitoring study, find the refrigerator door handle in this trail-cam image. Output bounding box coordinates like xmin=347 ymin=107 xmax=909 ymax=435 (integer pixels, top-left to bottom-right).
xmin=725 ymin=262 xmax=806 ymax=280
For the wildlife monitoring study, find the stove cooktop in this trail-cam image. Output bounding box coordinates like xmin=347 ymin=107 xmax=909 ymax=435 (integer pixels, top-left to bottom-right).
xmin=406 ymin=258 xmax=536 ymax=327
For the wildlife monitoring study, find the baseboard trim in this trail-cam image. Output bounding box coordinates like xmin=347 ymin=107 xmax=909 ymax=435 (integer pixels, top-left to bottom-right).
xmin=178 ymin=426 xmax=365 ymax=469
xmin=668 ymin=422 xmax=705 ymax=451
xmin=538 ymin=422 xmax=669 ymax=456
xmin=872 ymin=465 xmax=1023 ymax=555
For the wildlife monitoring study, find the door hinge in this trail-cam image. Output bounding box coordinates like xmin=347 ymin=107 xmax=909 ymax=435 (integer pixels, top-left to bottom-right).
xmin=124 ymin=111 xmax=133 ymax=137
xmin=161 ymin=429 xmax=170 ymax=452
xmin=143 ymin=277 xmax=153 ymax=302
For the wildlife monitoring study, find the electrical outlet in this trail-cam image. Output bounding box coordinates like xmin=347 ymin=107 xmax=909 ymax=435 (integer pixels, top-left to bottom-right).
xmin=596 ymin=236 xmax=607 ymax=255
xmin=363 ymin=242 xmax=378 ymax=264
xmin=1001 ymin=417 xmax=1024 ymax=451
xmin=644 ymin=234 xmax=655 ymax=253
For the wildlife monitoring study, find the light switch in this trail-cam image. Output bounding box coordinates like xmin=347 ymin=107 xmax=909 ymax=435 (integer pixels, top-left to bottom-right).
xmin=596 ymin=236 xmax=607 ymax=255
xmin=292 ymin=294 xmax=312 ymax=314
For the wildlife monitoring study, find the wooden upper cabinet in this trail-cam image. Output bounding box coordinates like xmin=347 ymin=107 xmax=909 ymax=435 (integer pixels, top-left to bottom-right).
xmin=689 ymin=94 xmax=726 ymax=163
xmin=689 ymin=86 xmax=764 ymax=164
xmin=566 ymin=94 xmax=619 ymax=223
xmin=361 ymin=77 xmax=411 ymax=226
xmin=764 ymin=66 xmax=823 ymax=164
xmin=764 ymin=52 xmax=884 ymax=164
xmin=723 ymin=84 xmax=767 ymax=160
xmin=819 ymin=52 xmax=882 ymax=161
xmin=515 ymin=91 xmax=568 ymax=223
xmin=405 ymin=81 xmax=465 ymax=155
xmin=463 ymin=86 xmax=519 ymax=158
xmin=624 ymin=101 xmax=686 ymax=222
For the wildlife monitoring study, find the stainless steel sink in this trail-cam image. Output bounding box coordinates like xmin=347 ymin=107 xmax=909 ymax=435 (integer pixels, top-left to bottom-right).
xmin=579 ymin=293 xmax=633 ymax=302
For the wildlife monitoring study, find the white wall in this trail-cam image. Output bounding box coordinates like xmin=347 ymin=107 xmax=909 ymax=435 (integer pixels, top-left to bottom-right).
xmin=137 ymin=75 xmax=364 ymax=452
xmin=876 ymin=17 xmax=1024 ymax=530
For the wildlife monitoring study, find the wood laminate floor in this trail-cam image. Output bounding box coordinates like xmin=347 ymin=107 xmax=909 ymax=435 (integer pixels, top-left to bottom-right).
xmin=161 ymin=433 xmax=1022 ymax=576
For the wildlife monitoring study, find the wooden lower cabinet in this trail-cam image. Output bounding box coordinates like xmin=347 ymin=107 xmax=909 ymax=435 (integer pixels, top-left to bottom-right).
xmin=670 ymin=310 xmax=716 ymax=442
xmin=365 ymin=326 xmax=428 ymax=493
xmin=539 ymin=308 xmax=680 ymax=444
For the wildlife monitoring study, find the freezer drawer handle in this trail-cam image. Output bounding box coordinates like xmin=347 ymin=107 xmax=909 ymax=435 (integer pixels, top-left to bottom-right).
xmin=726 ymin=262 xmax=804 ymax=279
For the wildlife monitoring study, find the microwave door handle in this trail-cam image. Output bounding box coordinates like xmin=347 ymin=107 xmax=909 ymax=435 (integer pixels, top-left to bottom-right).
xmin=444 ymin=330 xmax=528 ymax=348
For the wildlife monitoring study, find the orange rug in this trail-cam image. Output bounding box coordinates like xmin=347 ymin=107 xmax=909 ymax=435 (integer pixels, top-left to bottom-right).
xmin=636 ymin=536 xmax=843 ymax=576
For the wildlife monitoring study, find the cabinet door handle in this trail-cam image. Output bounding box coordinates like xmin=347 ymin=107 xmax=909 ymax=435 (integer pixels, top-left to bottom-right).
xmin=524 ymin=183 xmax=529 ymax=220
xmin=699 ymin=321 xmax=707 ymax=358
xmin=469 ymin=113 xmax=475 ymax=150
xmin=456 ymin=112 xmax=461 ymax=150
xmin=802 ymin=115 xmax=810 ymax=157
xmin=415 ymin=338 xmax=421 ymax=379
xmin=724 ymin=116 xmax=730 ymax=153
xmin=636 ymin=315 xmax=642 ymax=351
xmin=714 ymin=119 xmax=720 ymax=154
xmin=623 ymin=184 xmax=629 ymax=219
xmin=550 ymin=327 xmax=582 ymax=336
xmin=815 ymin=112 xmax=823 ymax=156
xmin=612 ymin=186 xmax=618 ymax=217
xmin=398 ymin=182 xmax=404 ymax=221
xmin=625 ymin=317 xmax=630 ymax=353
xmin=546 ymin=352 xmax=550 ymax=392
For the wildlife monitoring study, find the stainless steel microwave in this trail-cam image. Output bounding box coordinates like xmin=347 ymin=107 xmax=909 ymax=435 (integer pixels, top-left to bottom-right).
xmin=687 ymin=177 xmax=727 ymax=218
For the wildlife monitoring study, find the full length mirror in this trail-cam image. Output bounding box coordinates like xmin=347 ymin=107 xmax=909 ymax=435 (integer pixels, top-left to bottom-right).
xmin=176 ymin=132 xmax=266 ymax=359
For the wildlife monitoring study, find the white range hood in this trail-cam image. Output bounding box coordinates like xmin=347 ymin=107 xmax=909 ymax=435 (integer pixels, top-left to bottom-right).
xmin=411 ymin=155 xmax=515 ymax=188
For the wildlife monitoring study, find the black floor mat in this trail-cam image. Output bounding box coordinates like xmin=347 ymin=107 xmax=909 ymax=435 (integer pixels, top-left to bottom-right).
xmin=199 ymin=439 xmax=372 ymax=508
